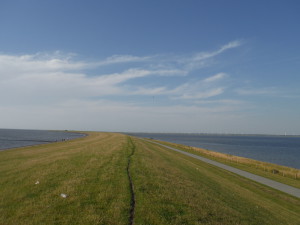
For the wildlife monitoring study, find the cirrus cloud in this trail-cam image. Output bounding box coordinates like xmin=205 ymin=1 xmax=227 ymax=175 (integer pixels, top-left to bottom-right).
xmin=0 ymin=40 xmax=248 ymax=131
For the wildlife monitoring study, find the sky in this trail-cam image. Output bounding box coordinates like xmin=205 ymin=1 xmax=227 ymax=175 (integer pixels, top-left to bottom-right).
xmin=0 ymin=0 xmax=300 ymax=134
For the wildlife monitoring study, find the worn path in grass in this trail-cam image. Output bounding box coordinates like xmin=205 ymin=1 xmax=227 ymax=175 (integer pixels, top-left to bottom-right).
xmin=126 ymin=138 xmax=136 ymax=225
xmin=144 ymin=139 xmax=300 ymax=198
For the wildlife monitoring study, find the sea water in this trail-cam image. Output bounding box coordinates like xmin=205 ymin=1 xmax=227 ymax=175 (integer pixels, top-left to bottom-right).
xmin=0 ymin=129 xmax=85 ymax=150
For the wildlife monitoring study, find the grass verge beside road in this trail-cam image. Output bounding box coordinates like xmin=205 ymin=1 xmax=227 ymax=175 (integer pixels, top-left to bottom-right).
xmin=131 ymin=137 xmax=299 ymax=224
xmin=150 ymin=139 xmax=300 ymax=189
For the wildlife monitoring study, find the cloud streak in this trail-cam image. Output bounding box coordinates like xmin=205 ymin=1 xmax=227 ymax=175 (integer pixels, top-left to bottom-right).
xmin=182 ymin=40 xmax=243 ymax=70
xmin=193 ymin=40 xmax=242 ymax=61
xmin=97 ymin=54 xmax=151 ymax=66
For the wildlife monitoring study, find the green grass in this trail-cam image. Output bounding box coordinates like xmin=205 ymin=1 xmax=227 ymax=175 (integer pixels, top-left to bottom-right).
xmin=149 ymin=139 xmax=300 ymax=189
xmin=131 ymin=138 xmax=300 ymax=225
xmin=0 ymin=132 xmax=131 ymax=225
xmin=0 ymin=132 xmax=299 ymax=225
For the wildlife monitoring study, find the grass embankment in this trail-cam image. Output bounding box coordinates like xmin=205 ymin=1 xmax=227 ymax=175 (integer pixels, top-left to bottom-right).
xmin=131 ymin=138 xmax=300 ymax=225
xmin=0 ymin=132 xmax=299 ymax=225
xmin=0 ymin=132 xmax=131 ymax=224
xmin=150 ymin=139 xmax=300 ymax=189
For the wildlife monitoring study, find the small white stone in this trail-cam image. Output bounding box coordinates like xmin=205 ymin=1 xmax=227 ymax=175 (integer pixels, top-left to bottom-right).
xmin=60 ymin=193 xmax=67 ymax=198
xmin=35 ymin=181 xmax=40 ymax=185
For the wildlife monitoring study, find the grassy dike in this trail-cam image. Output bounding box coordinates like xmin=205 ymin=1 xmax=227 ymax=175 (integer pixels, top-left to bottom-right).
xmin=0 ymin=132 xmax=299 ymax=225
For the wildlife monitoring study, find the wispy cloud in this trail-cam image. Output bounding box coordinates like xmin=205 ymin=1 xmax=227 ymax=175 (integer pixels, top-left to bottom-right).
xmin=193 ymin=40 xmax=242 ymax=61
xmin=0 ymin=52 xmax=87 ymax=75
xmin=0 ymin=40 xmax=243 ymax=121
xmin=172 ymin=87 xmax=225 ymax=100
xmin=183 ymin=40 xmax=243 ymax=70
xmin=203 ymin=73 xmax=227 ymax=83
xmin=4 ymin=40 xmax=280 ymax=132
xmin=1 ymin=39 xmax=299 ymax=133
xmin=0 ymin=39 xmax=241 ymax=77
xmin=97 ymin=54 xmax=151 ymax=66
xmin=128 ymin=71 xmax=229 ymax=99
xmin=166 ymin=73 xmax=228 ymax=100
xmin=94 ymin=69 xmax=152 ymax=85
xmin=236 ymin=87 xmax=300 ymax=100
xmin=132 ymin=86 xmax=168 ymax=95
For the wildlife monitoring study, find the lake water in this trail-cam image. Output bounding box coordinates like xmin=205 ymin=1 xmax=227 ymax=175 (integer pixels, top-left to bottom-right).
xmin=128 ymin=133 xmax=300 ymax=169
xmin=0 ymin=129 xmax=86 ymax=150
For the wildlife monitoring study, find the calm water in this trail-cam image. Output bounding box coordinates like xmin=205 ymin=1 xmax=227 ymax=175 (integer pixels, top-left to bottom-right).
xmin=128 ymin=133 xmax=300 ymax=169
xmin=0 ymin=129 xmax=86 ymax=150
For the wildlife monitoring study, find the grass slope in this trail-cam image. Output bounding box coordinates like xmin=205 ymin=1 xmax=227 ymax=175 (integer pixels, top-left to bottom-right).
xmin=131 ymin=138 xmax=300 ymax=225
xmin=0 ymin=132 xmax=131 ymax=225
xmin=151 ymin=139 xmax=300 ymax=188
xmin=0 ymin=132 xmax=299 ymax=225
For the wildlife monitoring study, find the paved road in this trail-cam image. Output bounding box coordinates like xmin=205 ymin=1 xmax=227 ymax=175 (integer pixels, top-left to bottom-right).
xmin=143 ymin=139 xmax=300 ymax=199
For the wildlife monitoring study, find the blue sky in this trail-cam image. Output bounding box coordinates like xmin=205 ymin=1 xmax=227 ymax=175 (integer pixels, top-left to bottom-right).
xmin=0 ymin=0 xmax=300 ymax=134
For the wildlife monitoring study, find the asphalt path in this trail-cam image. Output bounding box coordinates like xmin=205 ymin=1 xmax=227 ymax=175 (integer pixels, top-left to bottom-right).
xmin=143 ymin=139 xmax=300 ymax=199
